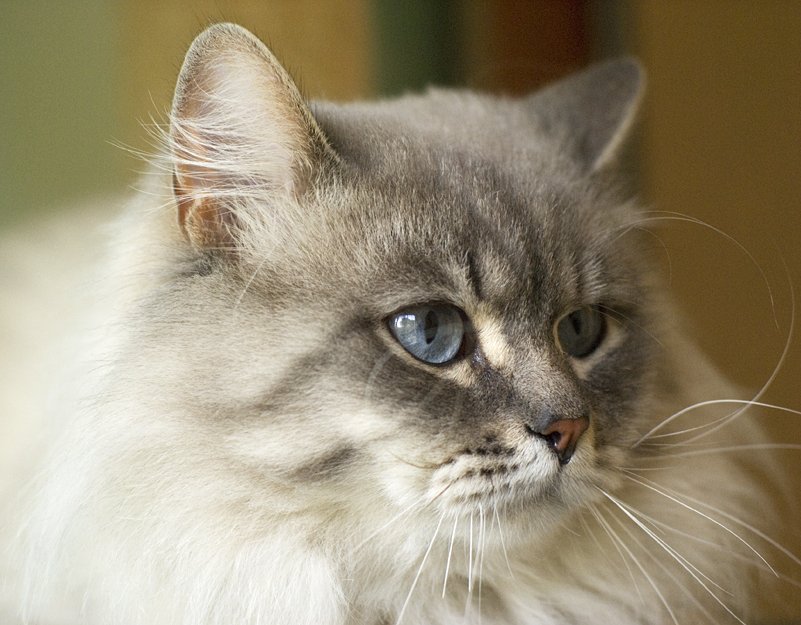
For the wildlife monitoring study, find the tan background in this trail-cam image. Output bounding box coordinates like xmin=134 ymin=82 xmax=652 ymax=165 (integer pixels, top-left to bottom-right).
xmin=2 ymin=0 xmax=799 ymax=617
xmin=633 ymin=1 xmax=801 ymax=411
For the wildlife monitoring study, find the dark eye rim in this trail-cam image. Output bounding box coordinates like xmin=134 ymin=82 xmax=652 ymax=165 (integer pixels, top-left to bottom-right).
xmin=554 ymin=304 xmax=608 ymax=359
xmin=385 ymin=302 xmax=475 ymax=366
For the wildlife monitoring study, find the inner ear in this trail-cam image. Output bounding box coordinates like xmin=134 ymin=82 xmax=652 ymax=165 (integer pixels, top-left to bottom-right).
xmin=169 ymin=23 xmax=336 ymax=250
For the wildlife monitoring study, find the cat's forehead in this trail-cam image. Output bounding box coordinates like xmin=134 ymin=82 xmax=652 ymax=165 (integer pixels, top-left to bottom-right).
xmin=314 ymin=156 xmax=599 ymax=311
xmin=314 ymin=93 xmax=599 ymax=228
xmin=284 ymin=95 xmax=638 ymax=316
xmin=313 ymin=92 xmax=577 ymax=182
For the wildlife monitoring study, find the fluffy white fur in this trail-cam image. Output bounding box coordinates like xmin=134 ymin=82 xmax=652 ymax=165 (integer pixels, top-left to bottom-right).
xmin=1 ymin=23 xmax=798 ymax=625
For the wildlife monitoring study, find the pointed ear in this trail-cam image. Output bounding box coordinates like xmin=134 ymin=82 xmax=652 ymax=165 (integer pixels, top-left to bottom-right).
xmin=530 ymin=57 xmax=644 ymax=174
xmin=169 ymin=23 xmax=335 ymax=249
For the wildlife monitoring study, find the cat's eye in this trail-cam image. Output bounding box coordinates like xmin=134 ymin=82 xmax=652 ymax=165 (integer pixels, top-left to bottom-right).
xmin=388 ymin=304 xmax=466 ymax=365
xmin=556 ymin=306 xmax=606 ymax=359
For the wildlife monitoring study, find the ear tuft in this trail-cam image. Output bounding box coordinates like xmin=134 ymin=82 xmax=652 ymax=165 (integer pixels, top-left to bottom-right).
xmin=531 ymin=57 xmax=645 ymax=174
xmin=169 ymin=23 xmax=334 ymax=250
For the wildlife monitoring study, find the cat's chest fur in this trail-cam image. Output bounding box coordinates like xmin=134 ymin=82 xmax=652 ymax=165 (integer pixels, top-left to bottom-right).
xmin=0 ymin=22 xmax=794 ymax=625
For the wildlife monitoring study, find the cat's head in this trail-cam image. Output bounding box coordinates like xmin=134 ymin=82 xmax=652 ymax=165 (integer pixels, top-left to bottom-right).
xmin=146 ymin=23 xmax=657 ymax=544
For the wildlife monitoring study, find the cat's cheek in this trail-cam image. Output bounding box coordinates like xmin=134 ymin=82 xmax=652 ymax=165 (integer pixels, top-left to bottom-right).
xmin=569 ymin=437 xmax=629 ymax=501
xmin=373 ymin=456 xmax=434 ymax=510
xmin=554 ymin=429 xmax=612 ymax=505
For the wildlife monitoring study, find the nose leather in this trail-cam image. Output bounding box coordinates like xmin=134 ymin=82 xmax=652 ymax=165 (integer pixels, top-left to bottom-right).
xmin=537 ymin=416 xmax=590 ymax=465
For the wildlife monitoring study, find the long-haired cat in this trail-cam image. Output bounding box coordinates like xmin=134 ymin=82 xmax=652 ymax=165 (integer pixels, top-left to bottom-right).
xmin=1 ymin=23 xmax=798 ymax=625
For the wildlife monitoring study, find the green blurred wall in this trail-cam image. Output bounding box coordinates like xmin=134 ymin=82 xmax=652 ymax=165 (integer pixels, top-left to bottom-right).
xmin=1 ymin=2 xmax=125 ymax=227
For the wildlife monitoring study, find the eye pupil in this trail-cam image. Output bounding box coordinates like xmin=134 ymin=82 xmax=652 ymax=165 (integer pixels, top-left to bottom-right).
xmin=569 ymin=312 xmax=583 ymax=335
xmin=389 ymin=305 xmax=466 ymax=365
xmin=424 ymin=310 xmax=438 ymax=344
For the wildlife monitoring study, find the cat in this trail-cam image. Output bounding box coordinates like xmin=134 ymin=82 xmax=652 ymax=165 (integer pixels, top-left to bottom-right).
xmin=0 ymin=22 xmax=798 ymax=625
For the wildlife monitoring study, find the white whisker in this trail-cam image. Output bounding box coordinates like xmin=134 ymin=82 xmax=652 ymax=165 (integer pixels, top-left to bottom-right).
xmin=442 ymin=515 xmax=458 ymax=598
xmin=650 ymin=443 xmax=801 ymax=459
xmin=467 ymin=511 xmax=474 ymax=593
xmin=627 ymin=498 xmax=801 ymax=584
xmin=621 ymin=465 xmax=674 ymax=472
xmin=233 ymin=255 xmax=271 ymax=309
xmin=622 ymin=471 xmax=777 ymax=576
xmin=492 ymin=504 xmax=514 ymax=579
xmin=353 ymin=493 xmax=427 ymax=553
xmin=635 ymin=400 xmax=801 ymax=447
xmin=395 ymin=512 xmax=445 ymax=625
xmin=610 ymin=497 xmax=730 ymax=595
xmin=363 ymin=351 xmax=393 ymax=402
xmin=636 ymin=476 xmax=801 ymax=571
xmin=599 ymin=304 xmax=664 ymax=348
xmin=602 ymin=502 xmax=720 ymax=624
xmin=595 ymin=492 xmax=680 ymax=625
xmin=602 ymin=490 xmax=747 ymax=625
xmin=637 ymin=271 xmax=795 ymax=449
xmin=588 ymin=505 xmax=645 ymax=605
xmin=616 ymin=210 xmax=778 ymax=325
xmin=478 ymin=505 xmax=486 ymax=624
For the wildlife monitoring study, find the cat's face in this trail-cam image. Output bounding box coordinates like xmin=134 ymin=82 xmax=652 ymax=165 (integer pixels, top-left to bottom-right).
xmin=147 ymin=24 xmax=656 ymax=544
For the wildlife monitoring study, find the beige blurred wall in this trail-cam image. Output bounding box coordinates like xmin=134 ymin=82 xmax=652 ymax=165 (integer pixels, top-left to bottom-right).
xmin=629 ymin=2 xmax=801 ymax=424
xmin=118 ymin=0 xmax=374 ymax=139
xmin=116 ymin=0 xmax=374 ymax=190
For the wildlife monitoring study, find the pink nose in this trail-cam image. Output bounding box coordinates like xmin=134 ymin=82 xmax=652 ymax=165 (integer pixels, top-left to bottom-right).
xmin=536 ymin=416 xmax=590 ymax=465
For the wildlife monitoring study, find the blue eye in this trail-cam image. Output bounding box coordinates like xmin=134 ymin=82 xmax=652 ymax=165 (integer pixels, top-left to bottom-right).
xmin=388 ymin=304 xmax=466 ymax=365
xmin=556 ymin=306 xmax=606 ymax=358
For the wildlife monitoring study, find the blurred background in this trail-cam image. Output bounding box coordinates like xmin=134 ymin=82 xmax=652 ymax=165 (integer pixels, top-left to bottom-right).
xmin=1 ymin=0 xmax=800 ymax=612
